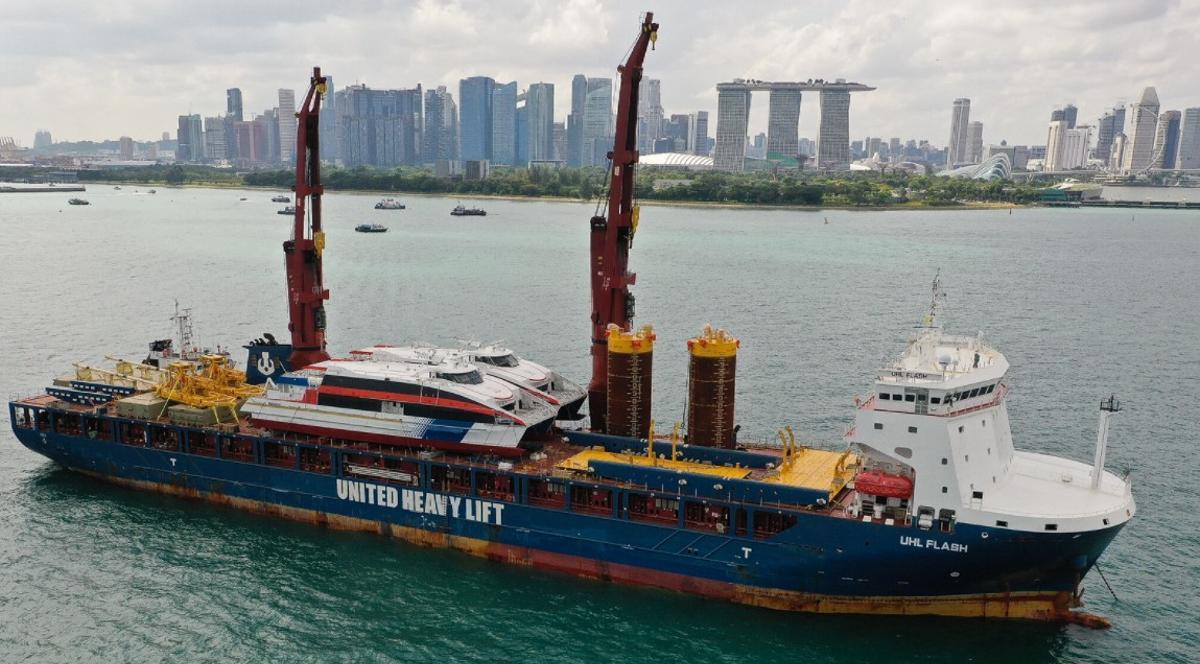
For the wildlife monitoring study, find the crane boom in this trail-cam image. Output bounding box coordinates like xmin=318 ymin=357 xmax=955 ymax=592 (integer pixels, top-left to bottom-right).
xmin=285 ymin=67 xmax=332 ymax=369
xmin=586 ymin=13 xmax=658 ymax=433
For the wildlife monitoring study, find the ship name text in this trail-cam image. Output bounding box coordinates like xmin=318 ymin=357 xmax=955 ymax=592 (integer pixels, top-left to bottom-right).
xmin=335 ymin=479 xmax=505 ymax=525
xmin=899 ymin=535 xmax=968 ymax=553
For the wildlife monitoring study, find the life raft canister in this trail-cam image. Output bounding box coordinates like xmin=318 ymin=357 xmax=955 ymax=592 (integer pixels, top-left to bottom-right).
xmin=855 ymin=471 xmax=914 ymax=498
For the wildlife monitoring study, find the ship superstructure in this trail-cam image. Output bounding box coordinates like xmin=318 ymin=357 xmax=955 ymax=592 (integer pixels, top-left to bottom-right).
xmin=7 ymin=13 xmax=1135 ymax=627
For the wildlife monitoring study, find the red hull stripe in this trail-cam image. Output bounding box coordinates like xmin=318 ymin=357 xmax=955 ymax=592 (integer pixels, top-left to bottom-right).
xmin=254 ymin=418 xmax=527 ymax=458
xmin=318 ymin=385 xmax=501 ymax=417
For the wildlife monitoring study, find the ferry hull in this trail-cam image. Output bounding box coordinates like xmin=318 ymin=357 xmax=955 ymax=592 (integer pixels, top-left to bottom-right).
xmin=12 ymin=426 xmax=1123 ymax=624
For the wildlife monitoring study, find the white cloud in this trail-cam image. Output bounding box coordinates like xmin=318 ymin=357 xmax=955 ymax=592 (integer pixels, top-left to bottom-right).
xmin=1 ymin=0 xmax=1198 ymax=147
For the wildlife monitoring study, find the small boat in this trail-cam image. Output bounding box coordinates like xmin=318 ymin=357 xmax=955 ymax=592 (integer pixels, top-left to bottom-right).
xmin=149 ymin=189 xmax=157 ymax=194
xmin=240 ymin=197 xmax=248 ymax=201
xmin=113 ymin=186 xmax=121 ymax=190
xmin=278 ymin=206 xmax=296 ymax=215
xmin=451 ymin=204 xmax=487 ymax=216
xmin=355 ymin=223 xmax=388 ymax=233
xmin=375 ymin=198 xmax=405 ymax=210
xmin=271 ymin=195 xmax=291 ymax=203
xmin=68 ymin=198 xmax=89 ymax=206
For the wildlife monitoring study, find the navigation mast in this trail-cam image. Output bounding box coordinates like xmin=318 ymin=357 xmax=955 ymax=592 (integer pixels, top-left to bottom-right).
xmin=586 ymin=12 xmax=659 ymax=432
xmin=285 ymin=67 xmax=332 ymax=369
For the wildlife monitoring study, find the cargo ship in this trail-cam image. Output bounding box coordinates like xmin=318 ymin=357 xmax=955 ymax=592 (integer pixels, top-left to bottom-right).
xmin=8 ymin=14 xmax=1135 ymax=626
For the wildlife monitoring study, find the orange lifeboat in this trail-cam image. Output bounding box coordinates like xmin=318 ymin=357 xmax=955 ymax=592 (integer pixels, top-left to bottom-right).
xmin=855 ymin=471 xmax=913 ymax=498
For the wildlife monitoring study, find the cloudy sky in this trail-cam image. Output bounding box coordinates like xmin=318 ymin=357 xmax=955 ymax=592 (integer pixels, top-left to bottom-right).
xmin=3 ymin=0 xmax=1198 ymax=147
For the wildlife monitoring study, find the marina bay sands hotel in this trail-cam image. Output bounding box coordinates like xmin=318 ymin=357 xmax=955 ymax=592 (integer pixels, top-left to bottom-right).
xmin=715 ymin=78 xmax=875 ymax=171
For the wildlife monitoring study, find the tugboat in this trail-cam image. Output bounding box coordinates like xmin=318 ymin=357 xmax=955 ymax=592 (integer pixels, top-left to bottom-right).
xmin=68 ymin=198 xmax=89 ymax=206
xmin=375 ymin=198 xmax=405 ymax=210
xmin=271 ymin=195 xmax=291 ymax=203
xmin=355 ymin=223 xmax=388 ymax=233
xmin=451 ymin=204 xmax=487 ymax=216
xmin=277 ymin=206 xmax=296 ymax=215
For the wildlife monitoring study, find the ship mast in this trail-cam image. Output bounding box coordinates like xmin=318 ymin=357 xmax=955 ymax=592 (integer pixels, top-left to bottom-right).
xmin=285 ymin=67 xmax=332 ymax=369
xmin=586 ymin=12 xmax=659 ymax=432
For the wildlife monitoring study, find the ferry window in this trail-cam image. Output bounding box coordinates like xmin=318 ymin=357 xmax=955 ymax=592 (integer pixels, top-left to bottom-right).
xmin=873 ymin=423 xmax=883 ymax=430
xmin=892 ymin=394 xmax=902 ymax=401
xmin=930 ymin=397 xmax=941 ymax=404
xmin=894 ymin=447 xmax=913 ymax=459
xmin=972 ymin=491 xmax=984 ymax=499
xmin=996 ymin=520 xmax=1008 ymax=527
xmin=982 ymin=420 xmax=987 ymax=428
xmin=916 ymin=394 xmax=927 ymax=402
xmin=985 ymin=384 xmax=995 ymax=394
xmin=880 ymin=393 xmax=891 ymax=400
xmin=958 ymin=425 xmax=965 ymax=433
xmin=486 ymin=354 xmax=519 ymax=367
xmin=907 ymin=426 xmax=918 ymax=434
xmin=941 ymin=458 xmax=948 ymax=465
xmin=941 ymin=486 xmax=948 ymax=494
xmin=904 ymin=394 xmax=915 ymax=402
xmin=437 ymin=370 xmax=484 ymax=384
xmin=1044 ymin=523 xmax=1058 ymax=531
xmin=969 ymin=388 xmax=980 ymax=398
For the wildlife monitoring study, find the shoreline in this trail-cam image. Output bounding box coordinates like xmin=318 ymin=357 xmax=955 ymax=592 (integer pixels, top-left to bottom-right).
xmin=81 ymin=179 xmax=1029 ymax=212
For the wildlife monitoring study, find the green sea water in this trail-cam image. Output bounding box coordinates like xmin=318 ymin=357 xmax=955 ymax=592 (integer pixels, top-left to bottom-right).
xmin=1 ymin=186 xmax=1197 ymax=662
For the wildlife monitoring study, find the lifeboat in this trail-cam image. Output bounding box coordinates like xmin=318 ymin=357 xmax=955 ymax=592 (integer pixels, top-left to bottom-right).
xmin=855 ymin=470 xmax=913 ymax=498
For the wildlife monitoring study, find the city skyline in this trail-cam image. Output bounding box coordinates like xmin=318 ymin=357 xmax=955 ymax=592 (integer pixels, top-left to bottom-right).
xmin=4 ymin=1 xmax=1200 ymax=147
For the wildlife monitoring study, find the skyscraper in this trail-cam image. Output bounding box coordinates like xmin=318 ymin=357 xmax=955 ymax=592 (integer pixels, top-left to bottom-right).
xmin=33 ymin=130 xmax=52 ymax=150
xmin=1060 ymin=125 xmax=1092 ymax=169
xmin=459 ymin=76 xmax=495 ymax=162
xmin=334 ymin=84 xmax=424 ymax=168
xmin=967 ymin=121 xmax=984 ymax=163
xmin=1121 ymin=87 xmax=1160 ymax=173
xmin=119 ymin=136 xmax=134 ymax=160
xmin=278 ymin=89 xmax=297 ymax=164
xmin=491 ymin=81 xmax=517 ymax=166
xmin=1050 ymin=109 xmax=1065 ymax=122
xmin=176 ymin=114 xmax=203 ymax=162
xmin=816 ymin=89 xmax=851 ymax=170
xmin=552 ymin=122 xmax=566 ymax=162
xmin=1178 ymin=108 xmax=1200 ymax=170
xmin=1044 ymin=120 xmax=1068 ymax=171
xmin=515 ymin=102 xmax=529 ymax=166
xmin=692 ymin=111 xmax=709 ymax=156
xmin=582 ymin=77 xmax=613 ymax=167
xmin=423 ymin=86 xmax=458 ymax=164
xmin=948 ymin=98 xmax=971 ymax=165
xmin=766 ymin=86 xmax=802 ymax=161
xmin=226 ymin=88 xmax=243 ymax=121
xmin=567 ymin=74 xmax=587 ymax=167
xmin=319 ymin=75 xmax=337 ymax=163
xmin=714 ymin=84 xmax=751 ymax=170
xmin=525 ymin=83 xmax=555 ymax=162
xmin=1063 ymin=104 xmax=1078 ymax=129
xmin=1151 ymin=110 xmax=1181 ymax=169
xmin=204 ymin=116 xmax=227 ymax=161
xmin=637 ymin=78 xmax=663 ymax=153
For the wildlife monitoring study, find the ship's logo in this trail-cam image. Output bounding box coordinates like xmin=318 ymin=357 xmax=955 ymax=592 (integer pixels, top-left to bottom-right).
xmin=257 ymin=352 xmax=277 ymax=376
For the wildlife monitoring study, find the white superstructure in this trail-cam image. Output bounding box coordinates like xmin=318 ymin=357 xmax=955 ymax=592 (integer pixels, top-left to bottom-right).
xmin=847 ymin=280 xmax=1135 ymax=535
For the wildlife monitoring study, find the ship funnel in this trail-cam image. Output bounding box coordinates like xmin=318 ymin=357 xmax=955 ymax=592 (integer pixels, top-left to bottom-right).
xmin=606 ymin=324 xmax=655 ymax=438
xmin=1092 ymin=395 xmax=1121 ymax=490
xmin=685 ymin=325 xmax=739 ymax=448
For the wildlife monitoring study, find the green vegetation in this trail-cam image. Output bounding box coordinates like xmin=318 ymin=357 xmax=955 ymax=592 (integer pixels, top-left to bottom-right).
xmin=64 ymin=164 xmax=1047 ymax=208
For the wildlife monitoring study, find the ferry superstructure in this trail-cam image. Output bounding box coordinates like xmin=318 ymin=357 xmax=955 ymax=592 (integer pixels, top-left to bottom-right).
xmin=7 ymin=14 xmax=1136 ymax=626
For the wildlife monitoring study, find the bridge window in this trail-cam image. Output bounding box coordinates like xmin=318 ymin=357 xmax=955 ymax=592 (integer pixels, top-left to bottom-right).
xmin=904 ymin=394 xmax=915 ymax=402
xmin=907 ymin=426 xmax=918 ymax=434
xmin=892 ymin=394 xmax=902 ymax=401
xmin=894 ymin=447 xmax=913 ymax=459
xmin=1044 ymin=523 xmax=1058 ymax=531
xmin=880 ymin=393 xmax=891 ymax=400
xmin=969 ymin=388 xmax=980 ymax=398
xmin=931 ymin=397 xmax=941 ymax=404
xmin=873 ymin=423 xmax=883 ymax=430
xmin=941 ymin=457 xmax=948 ymax=465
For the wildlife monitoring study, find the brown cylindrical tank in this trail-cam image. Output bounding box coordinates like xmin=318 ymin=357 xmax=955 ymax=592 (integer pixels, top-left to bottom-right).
xmin=606 ymin=324 xmax=655 ymax=438
xmin=686 ymin=325 xmax=738 ymax=448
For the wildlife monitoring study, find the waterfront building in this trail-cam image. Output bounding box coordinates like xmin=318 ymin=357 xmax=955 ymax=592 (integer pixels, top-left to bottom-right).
xmin=1178 ymin=108 xmax=1200 ymax=170
xmin=714 ymin=83 xmax=751 ymax=171
xmin=1044 ymin=120 xmax=1067 ymax=171
xmin=816 ymin=89 xmax=851 ymax=170
xmin=637 ymin=78 xmax=663 ymax=153
xmin=1050 ymin=109 xmax=1065 ymax=123
xmin=1061 ymin=125 xmax=1092 ymax=170
xmin=1152 ymin=110 xmax=1181 ymax=169
xmin=459 ymin=76 xmax=495 ymax=162
xmin=967 ymin=121 xmax=984 ymax=163
xmin=525 ymin=83 xmax=555 ymax=163
xmin=203 ymin=116 xmax=226 ymax=161
xmin=692 ymin=111 xmax=709 ymax=156
xmin=176 ymin=114 xmax=203 ymax=162
xmin=1109 ymin=133 xmax=1128 ymax=170
xmin=33 ymin=130 xmax=52 ymax=150
xmin=259 ymin=109 xmax=281 ymax=164
xmin=582 ymin=77 xmax=613 ymax=167
xmin=1095 ymin=107 xmax=1125 ymax=165
xmin=334 ymin=84 xmax=424 ymax=168
xmin=1063 ymin=104 xmax=1078 ymax=129
xmin=119 ymin=136 xmax=134 ymax=160
xmin=278 ymin=89 xmax=297 ymax=163
xmin=516 ymin=102 xmax=528 ymax=166
xmin=1121 ymin=86 xmax=1160 ymax=173
xmin=948 ymin=98 xmax=971 ymax=165
xmin=491 ymin=81 xmax=517 ymax=166
xmin=552 ymin=121 xmax=566 ymax=162
xmin=226 ymin=88 xmax=243 ymax=121
xmin=567 ymin=74 xmax=587 ymax=167
xmin=423 ymin=86 xmax=459 ymax=164
xmin=766 ymin=85 xmax=802 ymax=161
xmin=319 ymin=76 xmax=337 ymax=163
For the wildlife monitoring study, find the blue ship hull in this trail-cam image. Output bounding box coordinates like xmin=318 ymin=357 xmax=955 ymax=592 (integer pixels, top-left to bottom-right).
xmin=9 ymin=404 xmax=1123 ymax=622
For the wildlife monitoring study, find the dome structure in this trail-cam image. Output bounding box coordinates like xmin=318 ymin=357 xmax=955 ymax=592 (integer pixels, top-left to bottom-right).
xmin=938 ymin=153 xmax=1012 ymax=180
xmin=639 ymin=152 xmax=714 ymax=169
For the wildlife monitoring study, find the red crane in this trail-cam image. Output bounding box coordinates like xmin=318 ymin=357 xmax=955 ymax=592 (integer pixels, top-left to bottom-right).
xmin=586 ymin=13 xmax=659 ymax=433
xmin=285 ymin=67 xmax=332 ymax=369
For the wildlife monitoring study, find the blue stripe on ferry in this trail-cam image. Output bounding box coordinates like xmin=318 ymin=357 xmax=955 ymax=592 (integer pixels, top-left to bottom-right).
xmin=423 ymin=419 xmax=471 ymax=443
